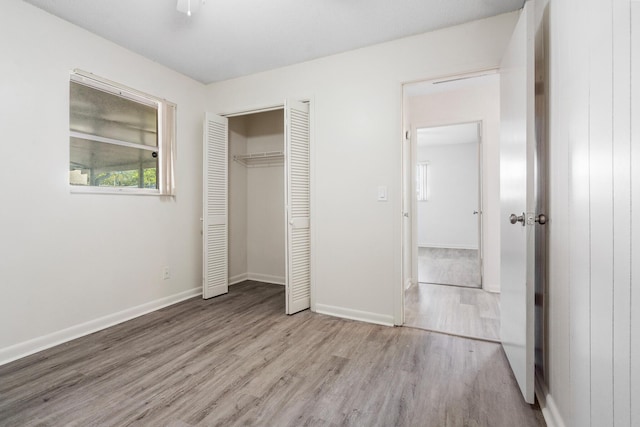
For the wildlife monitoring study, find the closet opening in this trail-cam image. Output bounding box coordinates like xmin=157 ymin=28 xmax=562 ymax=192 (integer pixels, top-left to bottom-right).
xmin=228 ymin=109 xmax=286 ymax=288
xmin=203 ymin=101 xmax=312 ymax=315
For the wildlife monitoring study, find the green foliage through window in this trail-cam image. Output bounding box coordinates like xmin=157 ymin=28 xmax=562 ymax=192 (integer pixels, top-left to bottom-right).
xmin=94 ymin=168 xmax=157 ymax=188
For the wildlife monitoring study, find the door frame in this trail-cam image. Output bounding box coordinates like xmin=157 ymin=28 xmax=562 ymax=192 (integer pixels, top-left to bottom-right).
xmin=216 ymin=98 xmax=315 ymax=312
xmin=398 ymin=69 xmax=496 ymax=326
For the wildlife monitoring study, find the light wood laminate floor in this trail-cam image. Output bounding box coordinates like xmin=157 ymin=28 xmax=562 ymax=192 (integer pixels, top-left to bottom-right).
xmin=418 ymin=247 xmax=482 ymax=288
xmin=405 ymin=282 xmax=500 ymax=341
xmin=0 ymin=281 xmax=541 ymax=426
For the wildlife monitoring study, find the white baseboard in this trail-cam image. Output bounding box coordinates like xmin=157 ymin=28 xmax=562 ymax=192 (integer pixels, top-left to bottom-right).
xmin=0 ymin=287 xmax=201 ymax=367
xmin=418 ymin=243 xmax=479 ymax=250
xmin=229 ymin=273 xmax=249 ymax=285
xmin=247 ymin=273 xmax=285 ymax=286
xmin=535 ymin=373 xmax=567 ymax=427
xmin=315 ymin=303 xmax=394 ymax=327
xmin=229 ymin=272 xmax=285 ymax=286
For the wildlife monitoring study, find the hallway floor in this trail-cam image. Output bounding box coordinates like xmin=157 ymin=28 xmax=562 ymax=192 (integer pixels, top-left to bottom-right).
xmin=418 ymin=247 xmax=482 ymax=288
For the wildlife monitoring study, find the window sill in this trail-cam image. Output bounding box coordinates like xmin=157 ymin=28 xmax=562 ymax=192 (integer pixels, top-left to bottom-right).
xmin=70 ymin=186 xmax=164 ymax=196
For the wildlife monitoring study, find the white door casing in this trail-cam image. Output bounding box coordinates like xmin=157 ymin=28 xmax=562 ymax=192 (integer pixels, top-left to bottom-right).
xmin=203 ymin=113 xmax=229 ymax=299
xmin=476 ymin=121 xmax=484 ymax=285
xmin=285 ymin=100 xmax=311 ymax=314
xmin=499 ymin=0 xmax=536 ymax=404
xmin=402 ymin=130 xmax=413 ymax=291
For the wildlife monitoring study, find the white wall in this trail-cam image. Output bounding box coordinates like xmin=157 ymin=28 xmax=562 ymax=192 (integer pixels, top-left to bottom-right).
xmin=0 ymin=1 xmax=205 ymax=363
xmin=246 ymin=110 xmax=285 ymax=284
xmin=206 ymin=12 xmax=517 ymax=323
xmin=538 ymin=0 xmax=640 ymax=426
xmin=408 ymin=79 xmax=501 ymax=292
xmin=228 ymin=116 xmax=248 ymax=283
xmin=632 ymin=6 xmax=640 ymax=427
xmin=417 ymin=142 xmax=479 ymax=249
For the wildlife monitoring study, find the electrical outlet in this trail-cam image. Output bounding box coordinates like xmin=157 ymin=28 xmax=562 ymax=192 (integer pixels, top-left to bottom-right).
xmin=162 ymin=267 xmax=171 ymax=280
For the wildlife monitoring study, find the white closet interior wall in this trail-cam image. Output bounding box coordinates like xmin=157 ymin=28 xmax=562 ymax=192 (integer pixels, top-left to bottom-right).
xmin=228 ymin=116 xmax=248 ymax=283
xmin=229 ymin=110 xmax=286 ymax=285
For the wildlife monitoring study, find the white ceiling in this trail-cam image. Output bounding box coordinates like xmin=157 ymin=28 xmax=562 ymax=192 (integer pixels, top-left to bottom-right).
xmin=24 ymin=0 xmax=524 ymax=84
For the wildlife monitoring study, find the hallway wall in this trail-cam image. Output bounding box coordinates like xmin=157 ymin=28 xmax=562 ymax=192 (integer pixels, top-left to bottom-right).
xmin=416 ymin=141 xmax=479 ymax=250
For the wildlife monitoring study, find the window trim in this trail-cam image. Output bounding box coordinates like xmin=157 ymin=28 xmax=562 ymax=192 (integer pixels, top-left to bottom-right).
xmin=69 ymin=70 xmax=176 ymax=196
xmin=70 ymin=71 xmax=159 ymax=108
xmin=70 ymin=186 xmax=162 ymax=196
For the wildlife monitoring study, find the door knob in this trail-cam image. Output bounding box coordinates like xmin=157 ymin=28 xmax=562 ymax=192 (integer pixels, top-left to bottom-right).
xmin=535 ymin=214 xmax=547 ymax=225
xmin=509 ymin=213 xmax=526 ymax=226
xmin=473 ymin=211 xmax=479 ymax=215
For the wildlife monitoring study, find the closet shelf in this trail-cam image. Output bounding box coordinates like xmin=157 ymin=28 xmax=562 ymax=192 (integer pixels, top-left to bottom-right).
xmin=233 ymin=151 xmax=284 ymax=167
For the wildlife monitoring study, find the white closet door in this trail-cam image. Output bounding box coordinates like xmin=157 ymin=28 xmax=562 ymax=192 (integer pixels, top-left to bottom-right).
xmin=285 ymin=100 xmax=311 ymax=314
xmin=203 ymin=113 xmax=229 ymax=299
xmin=499 ymin=0 xmax=536 ymax=404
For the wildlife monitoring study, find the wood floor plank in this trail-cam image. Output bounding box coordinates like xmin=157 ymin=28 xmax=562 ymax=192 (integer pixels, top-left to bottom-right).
xmin=0 ymin=281 xmax=543 ymax=426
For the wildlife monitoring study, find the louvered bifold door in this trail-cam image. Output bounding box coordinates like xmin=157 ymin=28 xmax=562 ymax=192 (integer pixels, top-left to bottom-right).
xmin=285 ymin=101 xmax=311 ymax=314
xmin=203 ymin=113 xmax=229 ymax=299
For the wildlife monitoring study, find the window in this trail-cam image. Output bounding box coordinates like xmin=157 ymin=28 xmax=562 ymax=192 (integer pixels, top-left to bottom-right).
xmin=69 ymin=70 xmax=176 ymax=195
xmin=417 ymin=162 xmax=429 ymax=201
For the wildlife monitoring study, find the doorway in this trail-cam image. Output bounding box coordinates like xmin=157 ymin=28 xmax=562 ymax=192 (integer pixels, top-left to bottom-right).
xmin=401 ymin=72 xmax=501 ymax=341
xmin=399 ymin=2 xmax=543 ymax=403
xmin=415 ymin=122 xmax=482 ymax=289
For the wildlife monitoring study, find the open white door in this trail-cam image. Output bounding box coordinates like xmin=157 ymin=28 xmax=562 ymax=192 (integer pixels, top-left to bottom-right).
xmin=499 ymin=0 xmax=538 ymax=404
xmin=203 ymin=113 xmax=229 ymax=299
xmin=285 ymin=100 xmax=311 ymax=314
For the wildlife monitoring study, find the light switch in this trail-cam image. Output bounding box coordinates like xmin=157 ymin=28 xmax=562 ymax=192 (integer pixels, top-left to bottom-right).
xmin=377 ymin=185 xmax=388 ymax=201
